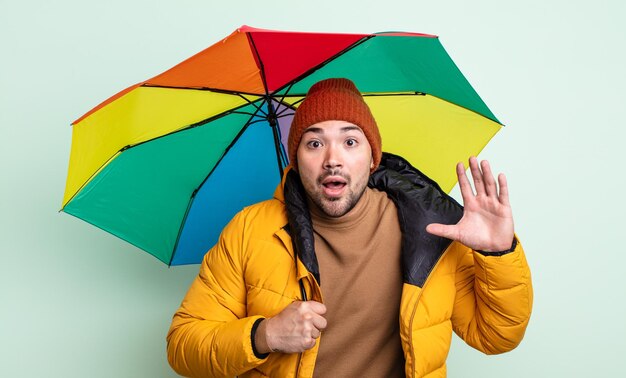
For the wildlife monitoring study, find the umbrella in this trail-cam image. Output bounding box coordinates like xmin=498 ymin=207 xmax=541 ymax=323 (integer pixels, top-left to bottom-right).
xmin=61 ymin=25 xmax=503 ymax=266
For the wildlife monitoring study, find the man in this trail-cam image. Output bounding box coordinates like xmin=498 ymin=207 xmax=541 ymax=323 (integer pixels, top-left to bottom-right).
xmin=167 ymin=78 xmax=533 ymax=377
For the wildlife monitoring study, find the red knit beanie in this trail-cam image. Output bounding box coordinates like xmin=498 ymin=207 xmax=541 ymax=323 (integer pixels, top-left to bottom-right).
xmin=288 ymin=78 xmax=382 ymax=172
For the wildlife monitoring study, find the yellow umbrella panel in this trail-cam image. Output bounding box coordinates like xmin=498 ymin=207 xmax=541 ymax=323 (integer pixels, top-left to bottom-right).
xmin=282 ymin=93 xmax=501 ymax=193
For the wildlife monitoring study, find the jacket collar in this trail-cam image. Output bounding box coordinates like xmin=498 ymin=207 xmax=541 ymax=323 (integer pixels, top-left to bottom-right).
xmin=369 ymin=153 xmax=463 ymax=287
xmin=279 ymin=153 xmax=463 ymax=288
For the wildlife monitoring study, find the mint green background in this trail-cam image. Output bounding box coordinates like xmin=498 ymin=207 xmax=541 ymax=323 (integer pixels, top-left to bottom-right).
xmin=2 ymin=1 xmax=624 ymax=377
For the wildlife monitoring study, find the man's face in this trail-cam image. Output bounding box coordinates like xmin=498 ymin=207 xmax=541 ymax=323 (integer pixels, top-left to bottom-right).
xmin=296 ymin=120 xmax=374 ymax=218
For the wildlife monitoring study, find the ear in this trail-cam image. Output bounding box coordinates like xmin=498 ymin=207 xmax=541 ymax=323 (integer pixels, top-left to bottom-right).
xmin=370 ymin=156 xmax=374 ymax=169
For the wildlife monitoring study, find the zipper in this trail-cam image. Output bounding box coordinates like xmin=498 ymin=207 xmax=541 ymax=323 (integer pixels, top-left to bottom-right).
xmin=274 ymin=228 xmax=321 ymax=377
xmin=294 ymin=278 xmax=308 ymax=378
xmin=406 ymin=245 xmax=452 ymax=377
xmin=295 ymin=352 xmax=302 ymax=378
xmin=407 ymin=289 xmax=422 ymax=377
xmin=295 ymin=278 xmax=305 ymax=377
xmin=294 ymin=275 xmax=323 ymax=378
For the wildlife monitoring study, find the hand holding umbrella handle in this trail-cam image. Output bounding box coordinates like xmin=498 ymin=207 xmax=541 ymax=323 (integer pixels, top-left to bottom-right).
xmin=426 ymin=157 xmax=515 ymax=252
xmin=255 ymin=301 xmax=327 ymax=354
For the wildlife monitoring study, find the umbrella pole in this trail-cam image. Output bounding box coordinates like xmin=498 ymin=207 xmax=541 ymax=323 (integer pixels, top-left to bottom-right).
xmin=267 ymin=99 xmax=285 ymax=179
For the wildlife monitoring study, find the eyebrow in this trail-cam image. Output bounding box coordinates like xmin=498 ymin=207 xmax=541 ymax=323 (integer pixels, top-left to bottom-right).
xmin=302 ymin=125 xmax=364 ymax=135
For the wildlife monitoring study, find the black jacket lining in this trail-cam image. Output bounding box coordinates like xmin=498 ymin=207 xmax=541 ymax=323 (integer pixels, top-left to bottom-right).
xmin=283 ymin=170 xmax=320 ymax=284
xmin=283 ymin=152 xmax=464 ymax=288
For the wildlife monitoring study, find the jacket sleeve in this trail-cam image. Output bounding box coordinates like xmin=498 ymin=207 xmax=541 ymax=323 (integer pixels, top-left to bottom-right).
xmin=450 ymin=236 xmax=533 ymax=354
xmin=166 ymin=210 xmax=266 ymax=377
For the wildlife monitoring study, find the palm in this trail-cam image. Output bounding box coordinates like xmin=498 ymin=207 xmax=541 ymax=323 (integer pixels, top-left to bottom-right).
xmin=426 ymin=157 xmax=514 ymax=252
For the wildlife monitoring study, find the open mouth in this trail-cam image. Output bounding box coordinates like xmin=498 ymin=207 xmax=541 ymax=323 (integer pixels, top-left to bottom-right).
xmin=321 ymin=176 xmax=347 ymax=196
xmin=323 ymin=180 xmax=346 ymax=189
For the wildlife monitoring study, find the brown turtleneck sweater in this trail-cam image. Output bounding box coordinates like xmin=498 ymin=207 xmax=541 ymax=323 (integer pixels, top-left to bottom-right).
xmin=310 ymin=188 xmax=405 ymax=378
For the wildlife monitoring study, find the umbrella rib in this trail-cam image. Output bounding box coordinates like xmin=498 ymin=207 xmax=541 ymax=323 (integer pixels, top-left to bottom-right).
xmin=234 ymin=108 xmax=289 ymax=170
xmin=246 ymin=32 xmax=270 ymax=97
xmin=273 ymin=112 xmax=290 ymax=168
xmin=130 ymin=100 xmax=263 ymax=149
xmin=141 ymin=83 xmax=269 ymax=116
xmin=284 ymin=90 xmax=499 ymax=125
xmin=168 ymin=108 xmax=265 ymax=265
xmin=267 ymin=98 xmax=285 ymax=178
xmin=276 ymin=91 xmax=426 ymax=98
xmin=275 ymin=108 xmax=295 ymax=118
xmin=246 ymin=118 xmax=270 ymax=126
xmin=244 ymin=112 xmax=295 ymax=125
xmin=64 ymin=99 xmax=268 ymax=209
xmin=230 ymin=110 xmax=260 ymax=117
xmin=275 ymin=90 xmax=502 ymax=124
xmin=61 ymin=150 xmax=123 ymax=209
xmin=425 ymin=93 xmax=504 ymax=125
xmin=141 ymin=83 xmax=263 ymax=98
xmin=247 ymin=32 xmax=289 ymax=177
xmin=271 ymin=93 xmax=426 ymax=120
xmin=278 ymin=97 xmax=304 ymax=111
xmin=270 ymin=96 xmax=294 ymax=169
xmin=274 ymin=82 xmax=295 ymax=108
xmin=362 ymin=92 xmax=426 ymax=97
xmin=271 ymin=35 xmax=376 ymax=96
xmin=168 ymin=195 xmax=195 ymax=267
xmin=235 ymin=92 xmax=268 ymax=116
xmin=269 ymin=86 xmax=296 ymax=169
xmin=265 ymin=83 xmax=298 ymax=117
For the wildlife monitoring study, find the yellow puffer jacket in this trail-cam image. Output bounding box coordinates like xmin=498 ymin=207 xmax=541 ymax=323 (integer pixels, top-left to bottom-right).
xmin=167 ymin=153 xmax=533 ymax=377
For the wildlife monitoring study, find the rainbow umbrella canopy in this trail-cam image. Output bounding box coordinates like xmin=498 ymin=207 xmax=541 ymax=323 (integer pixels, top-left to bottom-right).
xmin=62 ymin=25 xmax=503 ymax=266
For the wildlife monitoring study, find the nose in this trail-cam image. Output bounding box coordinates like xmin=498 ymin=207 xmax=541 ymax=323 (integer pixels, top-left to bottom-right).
xmin=323 ymin=144 xmax=342 ymax=169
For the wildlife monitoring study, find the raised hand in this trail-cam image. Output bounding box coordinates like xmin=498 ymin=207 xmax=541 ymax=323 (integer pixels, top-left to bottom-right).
xmin=255 ymin=301 xmax=327 ymax=354
xmin=426 ymin=157 xmax=514 ymax=252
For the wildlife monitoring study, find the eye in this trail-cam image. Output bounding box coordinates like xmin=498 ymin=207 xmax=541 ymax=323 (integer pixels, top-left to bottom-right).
xmin=307 ymin=140 xmax=322 ymax=149
xmin=345 ymin=138 xmax=358 ymax=147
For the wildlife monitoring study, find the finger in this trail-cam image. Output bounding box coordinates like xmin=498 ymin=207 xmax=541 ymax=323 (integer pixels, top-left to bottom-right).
xmin=312 ymin=314 xmax=328 ymax=330
xmin=311 ymin=328 xmax=321 ymax=339
xmin=479 ymin=160 xmax=497 ymax=197
xmin=303 ymin=337 xmax=317 ymax=350
xmin=498 ymin=173 xmax=510 ymax=206
xmin=306 ymin=301 xmax=327 ymax=315
xmin=426 ymin=223 xmax=459 ymax=241
xmin=468 ymin=156 xmax=485 ymax=196
xmin=456 ymin=162 xmax=474 ymax=204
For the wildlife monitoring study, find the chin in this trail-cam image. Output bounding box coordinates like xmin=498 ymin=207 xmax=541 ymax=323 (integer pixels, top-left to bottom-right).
xmin=318 ymin=198 xmax=353 ymax=218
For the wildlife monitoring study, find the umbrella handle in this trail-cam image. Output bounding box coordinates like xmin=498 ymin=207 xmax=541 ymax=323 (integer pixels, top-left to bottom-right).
xmin=299 ymin=279 xmax=308 ymax=301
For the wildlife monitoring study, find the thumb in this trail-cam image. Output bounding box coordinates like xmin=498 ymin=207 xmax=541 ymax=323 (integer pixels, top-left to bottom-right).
xmin=425 ymin=223 xmax=458 ymax=240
